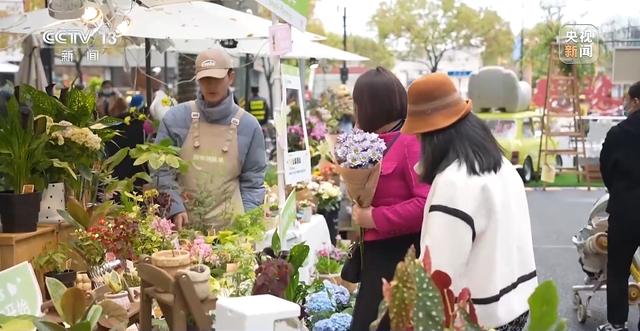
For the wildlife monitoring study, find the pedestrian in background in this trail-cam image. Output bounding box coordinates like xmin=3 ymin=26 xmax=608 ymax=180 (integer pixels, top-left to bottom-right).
xmin=96 ymin=80 xmax=127 ymax=118
xmin=598 ymin=80 xmax=640 ymax=331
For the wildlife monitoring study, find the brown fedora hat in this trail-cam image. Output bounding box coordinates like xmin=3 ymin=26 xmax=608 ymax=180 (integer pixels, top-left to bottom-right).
xmin=401 ymin=73 xmax=473 ymax=134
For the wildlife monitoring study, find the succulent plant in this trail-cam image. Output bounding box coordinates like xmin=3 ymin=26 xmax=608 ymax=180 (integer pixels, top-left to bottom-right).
xmin=106 ymin=271 xmax=123 ymax=294
xmin=381 ymin=246 xmax=483 ymax=331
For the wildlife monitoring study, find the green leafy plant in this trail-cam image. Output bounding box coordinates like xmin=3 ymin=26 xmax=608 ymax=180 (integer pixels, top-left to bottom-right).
xmin=528 ymin=280 xmax=567 ymax=331
xmin=123 ymin=270 xmax=141 ymax=288
xmin=0 ymin=94 xmax=61 ymax=192
xmin=130 ymin=139 xmax=188 ymax=173
xmin=229 ymin=207 xmax=266 ymax=242
xmin=0 ymin=277 xmax=128 ymax=331
xmin=106 ymin=271 xmax=124 ymax=294
xmin=33 ymin=243 xmax=72 ymax=274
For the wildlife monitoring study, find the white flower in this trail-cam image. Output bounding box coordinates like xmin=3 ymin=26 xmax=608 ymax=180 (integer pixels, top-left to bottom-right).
xmin=63 ymin=127 xmax=102 ymax=151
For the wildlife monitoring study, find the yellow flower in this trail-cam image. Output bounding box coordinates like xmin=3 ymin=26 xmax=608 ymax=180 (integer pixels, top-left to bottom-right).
xmin=124 ymin=116 xmax=131 ymax=125
xmin=161 ymin=96 xmax=172 ymax=107
xmin=138 ymin=114 xmax=147 ymax=121
xmin=144 ymin=189 xmax=159 ymax=199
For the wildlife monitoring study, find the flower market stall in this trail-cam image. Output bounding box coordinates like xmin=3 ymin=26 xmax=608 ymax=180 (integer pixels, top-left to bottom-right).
xmin=0 ymin=80 xmax=357 ymax=331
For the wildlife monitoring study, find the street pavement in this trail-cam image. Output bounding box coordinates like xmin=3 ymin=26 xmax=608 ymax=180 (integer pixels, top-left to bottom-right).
xmin=528 ymin=188 xmax=640 ymax=331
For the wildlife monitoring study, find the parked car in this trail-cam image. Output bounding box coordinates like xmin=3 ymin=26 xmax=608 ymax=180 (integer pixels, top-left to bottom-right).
xmin=477 ymin=111 xmax=560 ymax=183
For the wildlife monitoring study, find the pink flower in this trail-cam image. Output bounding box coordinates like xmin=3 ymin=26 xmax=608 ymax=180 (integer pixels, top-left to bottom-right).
xmin=288 ymin=125 xmax=304 ymax=137
xmin=143 ymin=120 xmax=155 ymax=135
xmin=151 ymin=217 xmax=174 ymax=237
xmin=190 ymin=235 xmax=213 ymax=262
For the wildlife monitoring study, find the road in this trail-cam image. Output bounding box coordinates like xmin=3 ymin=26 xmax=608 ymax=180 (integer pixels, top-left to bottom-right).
xmin=528 ymin=188 xmax=639 ymax=331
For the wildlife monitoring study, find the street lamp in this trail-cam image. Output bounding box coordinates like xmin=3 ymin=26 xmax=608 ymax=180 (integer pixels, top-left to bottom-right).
xmin=339 ymin=5 xmax=348 ymax=84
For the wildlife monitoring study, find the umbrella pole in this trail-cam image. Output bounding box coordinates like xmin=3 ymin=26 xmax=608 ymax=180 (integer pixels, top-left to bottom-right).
xmin=244 ymin=53 xmax=251 ymax=111
xmin=145 ymin=38 xmax=152 ymax=108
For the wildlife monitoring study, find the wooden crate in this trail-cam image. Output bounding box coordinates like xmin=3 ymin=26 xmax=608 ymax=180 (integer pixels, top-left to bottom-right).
xmin=0 ymin=226 xmax=57 ymax=271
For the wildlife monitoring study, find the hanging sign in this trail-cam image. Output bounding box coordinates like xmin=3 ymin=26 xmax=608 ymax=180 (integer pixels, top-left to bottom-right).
xmin=281 ymin=64 xmax=312 ymax=185
xmin=255 ymin=0 xmax=308 ymax=31
xmin=269 ymin=24 xmax=293 ymax=56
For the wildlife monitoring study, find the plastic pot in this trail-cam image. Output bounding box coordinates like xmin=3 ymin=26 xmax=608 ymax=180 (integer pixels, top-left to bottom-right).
xmin=0 ymin=191 xmax=42 ymax=233
xmin=44 ymin=270 xmax=77 ymax=299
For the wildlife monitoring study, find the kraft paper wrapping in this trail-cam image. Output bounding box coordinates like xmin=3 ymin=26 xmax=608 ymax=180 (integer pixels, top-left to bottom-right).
xmin=336 ymin=162 xmax=382 ymax=208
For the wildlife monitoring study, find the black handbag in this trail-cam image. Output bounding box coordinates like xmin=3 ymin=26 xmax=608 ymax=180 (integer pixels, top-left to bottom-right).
xmin=340 ymin=240 xmax=362 ymax=283
xmin=340 ymin=132 xmax=402 ymax=283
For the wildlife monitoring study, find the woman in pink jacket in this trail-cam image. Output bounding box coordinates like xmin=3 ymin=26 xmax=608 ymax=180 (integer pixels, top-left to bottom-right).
xmin=348 ymin=67 xmax=430 ymax=331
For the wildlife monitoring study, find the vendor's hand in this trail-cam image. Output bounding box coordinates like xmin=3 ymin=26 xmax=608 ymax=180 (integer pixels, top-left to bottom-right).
xmin=352 ymin=205 xmax=376 ymax=229
xmin=173 ymin=212 xmax=188 ymax=230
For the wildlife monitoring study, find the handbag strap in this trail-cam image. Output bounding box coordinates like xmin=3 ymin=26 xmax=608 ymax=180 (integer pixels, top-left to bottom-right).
xmin=382 ymin=132 xmax=401 ymax=158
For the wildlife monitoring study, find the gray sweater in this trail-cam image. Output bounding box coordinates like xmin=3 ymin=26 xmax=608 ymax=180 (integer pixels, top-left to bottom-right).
xmin=154 ymin=90 xmax=266 ymax=217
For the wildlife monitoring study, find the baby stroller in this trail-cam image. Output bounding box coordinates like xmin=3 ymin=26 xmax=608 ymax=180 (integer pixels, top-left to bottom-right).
xmin=572 ymin=193 xmax=640 ymax=323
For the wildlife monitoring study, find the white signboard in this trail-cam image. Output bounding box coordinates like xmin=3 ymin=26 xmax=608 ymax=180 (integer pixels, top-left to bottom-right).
xmin=281 ymin=64 xmax=311 ymax=185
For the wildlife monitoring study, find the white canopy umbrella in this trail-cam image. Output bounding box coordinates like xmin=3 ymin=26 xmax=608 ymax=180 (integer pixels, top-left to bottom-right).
xmin=169 ymin=38 xmax=369 ymax=62
xmin=15 ymin=34 xmax=47 ymax=91
xmin=0 ymin=1 xmax=319 ymax=42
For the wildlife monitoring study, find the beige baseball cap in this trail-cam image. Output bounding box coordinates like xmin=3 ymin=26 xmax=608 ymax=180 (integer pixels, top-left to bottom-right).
xmin=195 ymin=47 xmax=233 ymax=80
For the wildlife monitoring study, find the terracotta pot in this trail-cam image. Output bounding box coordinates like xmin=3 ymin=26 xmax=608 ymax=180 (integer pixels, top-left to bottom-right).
xmin=183 ymin=265 xmax=211 ymax=301
xmin=225 ymin=263 xmax=238 ymax=273
xmin=104 ymin=291 xmax=131 ymax=311
xmin=151 ymin=250 xmax=190 ymax=277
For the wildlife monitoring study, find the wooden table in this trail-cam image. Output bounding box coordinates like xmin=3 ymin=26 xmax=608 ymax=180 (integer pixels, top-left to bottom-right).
xmin=0 ymin=222 xmax=74 ymax=271
xmin=0 ymin=226 xmax=57 ymax=271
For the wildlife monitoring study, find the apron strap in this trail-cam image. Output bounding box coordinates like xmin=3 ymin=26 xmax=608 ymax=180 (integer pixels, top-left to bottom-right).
xmin=223 ymin=107 xmax=245 ymax=153
xmin=189 ymin=101 xmax=201 ymax=148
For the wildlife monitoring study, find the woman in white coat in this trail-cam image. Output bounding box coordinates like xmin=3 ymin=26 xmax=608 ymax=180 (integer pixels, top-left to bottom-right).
xmin=400 ymin=73 xmax=537 ymax=331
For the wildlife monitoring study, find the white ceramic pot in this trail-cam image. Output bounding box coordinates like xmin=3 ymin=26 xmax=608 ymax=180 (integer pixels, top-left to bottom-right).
xmin=104 ymin=291 xmax=131 ymax=311
xmin=182 ymin=265 xmax=211 ymax=301
xmin=301 ymin=207 xmax=312 ymax=223
xmin=39 ymin=182 xmax=65 ymax=223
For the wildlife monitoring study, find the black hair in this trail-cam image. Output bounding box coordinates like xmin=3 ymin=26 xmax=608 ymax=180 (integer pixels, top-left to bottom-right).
xmin=251 ymin=86 xmax=259 ymax=94
xmin=629 ymin=81 xmax=640 ymax=99
xmin=353 ymin=66 xmax=407 ymax=133
xmin=419 ymin=113 xmax=504 ymax=184
xmin=101 ymin=80 xmax=113 ymax=87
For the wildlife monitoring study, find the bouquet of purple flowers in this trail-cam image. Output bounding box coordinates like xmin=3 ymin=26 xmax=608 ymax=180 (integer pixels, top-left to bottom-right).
xmin=334 ymin=128 xmax=386 ymax=208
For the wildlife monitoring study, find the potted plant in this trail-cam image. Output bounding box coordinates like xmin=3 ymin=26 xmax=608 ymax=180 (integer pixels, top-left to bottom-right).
xmin=123 ymin=269 xmax=141 ymax=302
xmin=149 ymin=217 xmax=190 ymax=277
xmin=315 ymin=245 xmax=345 ymax=284
xmin=33 ymin=243 xmax=77 ymax=298
xmin=184 ymin=235 xmax=213 ymax=301
xmin=314 ymin=181 xmax=342 ymax=245
xmin=0 ymin=94 xmax=51 ymax=232
xmin=104 ymin=271 xmax=131 ymax=311
xmin=299 ymin=200 xmax=314 ymax=223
